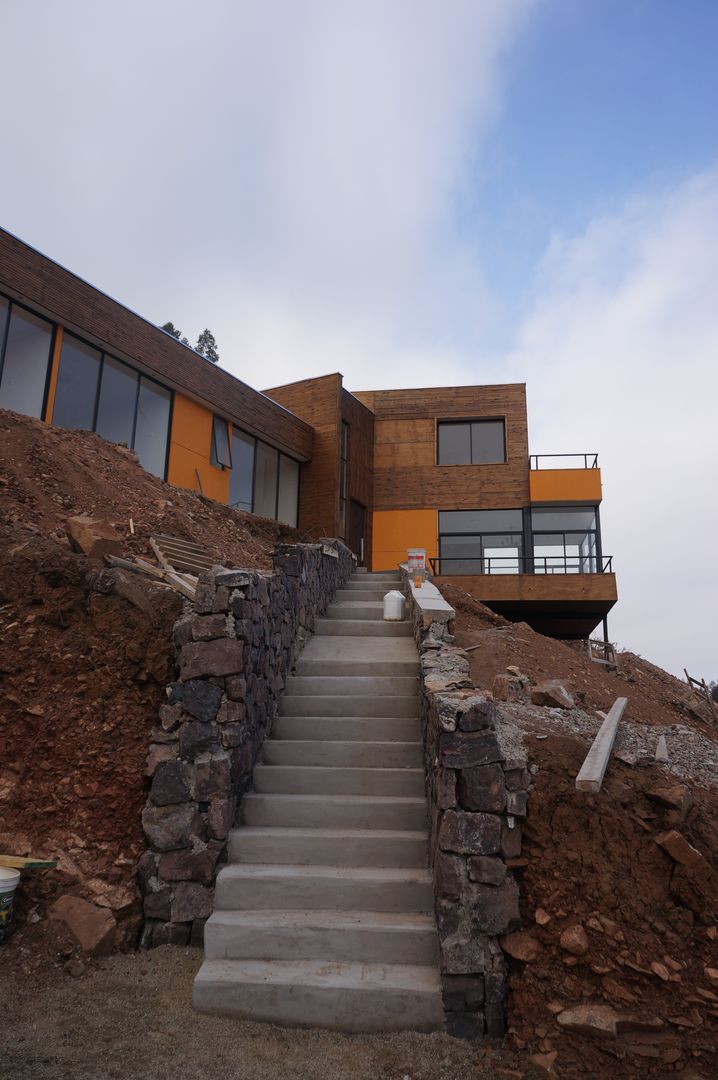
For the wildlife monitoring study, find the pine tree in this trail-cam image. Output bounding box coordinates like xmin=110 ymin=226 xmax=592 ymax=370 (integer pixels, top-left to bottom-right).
xmin=160 ymin=321 xmax=189 ymax=345
xmin=195 ymin=328 xmax=220 ymax=364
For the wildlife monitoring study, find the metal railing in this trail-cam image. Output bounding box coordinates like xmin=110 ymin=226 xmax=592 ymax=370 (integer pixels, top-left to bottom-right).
xmin=429 ymin=554 xmax=614 ymax=576
xmin=529 ymin=453 xmax=599 ymax=470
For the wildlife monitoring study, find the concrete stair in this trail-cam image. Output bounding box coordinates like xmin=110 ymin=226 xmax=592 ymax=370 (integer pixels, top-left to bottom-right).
xmin=193 ymin=570 xmax=442 ymax=1032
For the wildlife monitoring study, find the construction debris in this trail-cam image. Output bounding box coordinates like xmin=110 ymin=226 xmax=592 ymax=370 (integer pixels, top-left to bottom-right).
xmin=655 ymin=734 xmax=669 ymax=762
xmin=684 ymin=669 xmax=716 ymax=715
xmin=575 ymin=697 xmax=628 ymax=792
xmin=587 ymin=638 xmax=618 ymax=671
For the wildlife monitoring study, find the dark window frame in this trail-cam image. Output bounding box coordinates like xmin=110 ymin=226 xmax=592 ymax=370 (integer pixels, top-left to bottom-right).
xmin=436 ymin=417 xmax=507 ymax=466
xmin=227 ymin=420 xmax=301 ymax=528
xmin=530 ymin=503 xmax=602 ymax=575
xmin=210 ymin=414 xmax=233 ymax=470
xmin=0 ymin=291 xmax=57 ymax=422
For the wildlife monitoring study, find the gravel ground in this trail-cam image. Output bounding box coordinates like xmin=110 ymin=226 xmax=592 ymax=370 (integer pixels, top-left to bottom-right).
xmin=1 ymin=947 xmax=536 ymax=1080
xmin=502 ymin=702 xmax=718 ymax=790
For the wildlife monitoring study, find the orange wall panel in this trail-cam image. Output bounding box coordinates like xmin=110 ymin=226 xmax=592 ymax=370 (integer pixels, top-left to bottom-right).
xmin=529 ymin=468 xmax=602 ymax=504
xmin=43 ymin=325 xmax=63 ymax=423
xmin=167 ymin=392 xmax=229 ymax=504
xmin=372 ymin=509 xmax=438 ymax=572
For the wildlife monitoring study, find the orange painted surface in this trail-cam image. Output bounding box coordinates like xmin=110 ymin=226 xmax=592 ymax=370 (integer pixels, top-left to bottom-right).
xmin=167 ymin=392 xmax=229 ymax=503
xmin=372 ymin=509 xmax=438 ymax=572
xmin=43 ymin=325 xmax=63 ymax=423
xmin=530 ymin=468 xmax=602 ymax=504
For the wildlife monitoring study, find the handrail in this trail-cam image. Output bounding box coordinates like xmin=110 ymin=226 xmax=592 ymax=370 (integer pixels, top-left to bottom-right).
xmin=429 ymin=554 xmax=613 ymax=576
xmin=529 ymin=453 xmax=599 ymax=470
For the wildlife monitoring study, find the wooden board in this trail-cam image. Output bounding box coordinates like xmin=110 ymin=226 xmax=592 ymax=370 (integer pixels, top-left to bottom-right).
xmin=0 ymin=855 xmax=57 ymax=870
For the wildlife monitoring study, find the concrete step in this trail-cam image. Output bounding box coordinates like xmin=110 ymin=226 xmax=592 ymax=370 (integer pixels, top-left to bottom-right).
xmin=297 ymin=637 xmax=418 ymax=671
xmin=284 ymin=675 xmax=418 ymax=697
xmin=228 ymin=826 xmax=428 ymax=867
xmin=241 ymin=793 xmax=427 ymax=830
xmin=262 ymin=739 xmax=423 ymax=768
xmin=214 ymin=863 xmax=435 ymax=913
xmin=272 ymin=716 xmax=422 ymax=742
xmin=295 ymin=658 xmax=419 ymax=677
xmin=335 ymin=588 xmax=394 ymax=602
xmin=280 ymin=695 xmax=418 ymax=718
xmin=192 ymin=958 xmax=443 ymax=1031
xmin=315 ymin=619 xmax=412 ymax=637
xmin=204 ymin=909 xmax=439 ymax=965
xmin=252 ymin=764 xmax=424 ymax=797
xmin=351 ymin=572 xmax=402 ymax=581
xmin=326 ymin=602 xmax=385 ymax=621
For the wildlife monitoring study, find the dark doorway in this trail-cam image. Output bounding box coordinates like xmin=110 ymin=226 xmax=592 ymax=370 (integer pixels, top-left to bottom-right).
xmin=347 ymin=499 xmax=367 ymax=563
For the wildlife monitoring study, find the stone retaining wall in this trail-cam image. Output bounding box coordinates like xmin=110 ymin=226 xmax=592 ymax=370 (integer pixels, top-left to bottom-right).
xmin=400 ymin=568 xmax=531 ymax=1039
xmin=138 ymin=540 xmax=354 ymax=947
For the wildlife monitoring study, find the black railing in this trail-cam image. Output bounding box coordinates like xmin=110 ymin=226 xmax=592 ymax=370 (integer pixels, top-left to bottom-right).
xmin=429 ymin=554 xmax=614 ymax=576
xmin=529 ymin=453 xmax=599 ymax=470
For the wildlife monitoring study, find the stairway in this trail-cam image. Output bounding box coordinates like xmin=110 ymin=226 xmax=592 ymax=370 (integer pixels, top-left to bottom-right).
xmin=192 ymin=570 xmax=443 ymax=1032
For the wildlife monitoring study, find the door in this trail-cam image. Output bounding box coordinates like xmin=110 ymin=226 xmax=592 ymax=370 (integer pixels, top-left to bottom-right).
xmin=347 ymin=499 xmax=367 ymax=563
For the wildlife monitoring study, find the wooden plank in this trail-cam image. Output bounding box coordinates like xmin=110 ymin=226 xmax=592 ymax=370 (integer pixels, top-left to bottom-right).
xmin=575 ymin=697 xmax=628 ymax=793
xmin=164 ymin=571 xmax=196 ymax=600
xmin=0 ymin=855 xmax=57 ymax=870
xmin=150 ymin=537 xmax=173 ymax=572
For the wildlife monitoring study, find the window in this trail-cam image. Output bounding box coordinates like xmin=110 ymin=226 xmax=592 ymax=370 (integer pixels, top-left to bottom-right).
xmin=277 ymin=454 xmax=300 ymax=527
xmin=210 ymin=415 xmax=232 ymax=469
xmin=531 ymin=505 xmax=599 ymax=574
xmin=339 ymin=421 xmax=349 ymax=537
xmin=0 ymin=300 xmax=53 ymax=419
xmin=229 ymin=429 xmax=255 ymax=511
xmin=438 ymin=509 xmax=523 ymax=574
xmin=437 ymin=419 xmax=505 ymax=465
xmin=51 ymin=331 xmax=172 ymax=478
xmin=53 ymin=334 xmax=101 ymax=430
xmin=254 ymin=441 xmax=279 ymax=518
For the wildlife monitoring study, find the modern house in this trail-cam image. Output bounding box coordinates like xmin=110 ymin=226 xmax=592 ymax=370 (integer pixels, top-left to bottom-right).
xmin=0 ymin=227 xmax=617 ymax=638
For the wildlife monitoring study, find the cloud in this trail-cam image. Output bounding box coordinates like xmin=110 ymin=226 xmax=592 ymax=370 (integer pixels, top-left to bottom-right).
xmin=507 ymin=170 xmax=718 ymax=678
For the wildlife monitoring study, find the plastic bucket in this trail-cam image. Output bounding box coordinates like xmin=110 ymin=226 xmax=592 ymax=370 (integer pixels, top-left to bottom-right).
xmin=383 ymin=590 xmax=406 ymax=621
xmin=0 ymin=867 xmax=20 ymax=944
xmin=407 ymin=548 xmax=426 ymax=587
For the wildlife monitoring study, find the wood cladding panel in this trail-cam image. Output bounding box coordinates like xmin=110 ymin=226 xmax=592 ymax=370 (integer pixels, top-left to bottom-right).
xmin=362 ymin=386 xmax=530 ymax=510
xmin=434 ymin=573 xmax=618 ymax=604
xmin=264 ymin=374 xmax=342 ymax=538
xmin=0 ymin=229 xmax=312 ymax=460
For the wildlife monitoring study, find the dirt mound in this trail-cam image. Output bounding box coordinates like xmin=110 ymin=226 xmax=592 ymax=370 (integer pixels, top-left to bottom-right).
xmin=442 ymin=582 xmax=718 ymax=1076
xmin=0 ymin=411 xmax=300 ymax=975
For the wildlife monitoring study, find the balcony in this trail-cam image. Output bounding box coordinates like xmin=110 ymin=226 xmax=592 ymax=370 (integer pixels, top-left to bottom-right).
xmin=529 ymin=453 xmax=602 ymax=504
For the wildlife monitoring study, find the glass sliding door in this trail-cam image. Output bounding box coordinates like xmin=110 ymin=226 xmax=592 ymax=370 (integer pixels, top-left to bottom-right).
xmin=438 ymin=509 xmax=523 ymax=574
xmin=0 ymin=303 xmax=53 ymax=418
xmin=52 ymin=333 xmax=102 ymax=430
xmin=254 ymin=441 xmax=279 ymax=518
xmin=95 ymin=356 xmax=138 ymax=446
xmin=531 ymin=506 xmax=599 ymax=573
xmin=277 ymin=454 xmax=299 ymax=527
xmin=230 ymin=429 xmax=255 ymax=511
xmin=134 ymin=377 xmax=171 ymax=477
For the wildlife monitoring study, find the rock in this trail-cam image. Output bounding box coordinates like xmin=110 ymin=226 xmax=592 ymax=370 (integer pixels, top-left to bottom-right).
xmin=505 ymin=790 xmax=528 ymax=817
xmin=85 ymin=879 xmax=137 ymax=914
xmin=531 ymin=1051 xmax=558 ymax=1072
xmin=438 ymin=809 xmax=501 ymax=855
xmin=656 ymin=830 xmax=708 ymax=870
xmin=531 ymin=680 xmax=574 ymax=709
xmin=191 ymin=614 xmax=228 ymax=641
xmin=439 ymin=730 xmax=502 ymax=769
xmin=650 ymin=960 xmax=671 ymax=981
xmin=158 ymin=848 xmax=219 ymax=884
xmin=150 ymin=761 xmax=191 ymax=806
xmin=171 ymin=882 xmax=213 ymax=922
xmin=655 ymin=735 xmax=669 ymax=762
xmin=65 ymin=515 xmax=122 ymax=559
xmin=535 ymin=908 xmax=551 ymax=926
xmin=179 ymin=639 xmax=246 ymax=681
xmin=455 ymin=696 xmax=495 ymax=732
xmin=493 ymin=674 xmax=510 ymax=702
xmin=143 ymin=888 xmax=172 ymax=919
xmin=194 ymin=754 xmax=231 ymax=800
xmin=207 ymin=796 xmax=234 ymax=839
xmin=500 ymin=818 xmax=522 ymax=859
xmin=142 ymin=803 xmax=196 ymax=851
xmin=437 ymin=769 xmax=457 ymax=809
xmin=181 ymin=680 xmax=224 ymax=723
xmin=646 ymin=782 xmax=691 ymax=817
xmin=601 ymin=976 xmax=637 ymax=1004
xmin=458 ymin=764 xmax=506 ymax=813
xmin=471 ymin=879 xmax=521 ymax=935
xmin=500 ymin=930 xmax=541 ymax=962
xmin=145 ymin=743 xmax=177 ymax=777
xmin=704 ymin=966 xmax=718 ymax=984
xmin=49 ymin=895 xmax=116 ymax=955
xmin=506 ymin=665 xmax=521 ymax=676
xmin=467 ymin=856 xmax=506 ymax=886
xmin=560 ymin=924 xmax=589 ymax=956
xmin=179 ymin=720 xmax=218 ymax=758
xmin=435 ymin=852 xmax=463 ymax=899
xmin=557 ymin=1004 xmax=620 ymax=1038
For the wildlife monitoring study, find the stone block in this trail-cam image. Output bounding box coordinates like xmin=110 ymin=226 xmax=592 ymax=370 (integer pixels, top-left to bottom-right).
xmin=214 ymin=569 xmax=253 ymax=588
xmin=211 ymin=586 xmax=229 ymax=613
xmin=158 ymin=848 xmax=219 ymax=885
xmin=221 ymin=724 xmax=244 ymax=749
xmin=458 ymin=764 xmax=506 ymax=813
xmin=50 ymin=895 xmax=117 ymax=955
xmin=467 ymin=856 xmax=506 ymax=886
xmin=440 ymin=731 xmax=502 ymax=769
xmin=437 ymin=768 xmax=457 ymax=809
xmin=143 ymin=888 xmax=172 ymax=920
xmin=151 ymin=920 xmax=191 ymax=947
xmin=150 ymin=761 xmax=192 ymax=806
xmin=439 ymin=810 xmax=501 ymax=856
xmin=65 ymin=515 xmax=122 ymax=559
xmin=158 ymin=702 xmax=183 ymax=732
xmin=190 ymin=917 xmax=207 ymax=948
xmin=531 ymin=680 xmax=574 ymax=709
xmin=181 ymin=680 xmax=224 ymax=723
xmin=504 ymin=767 xmax=530 ymax=792
xmin=179 ymin=720 xmax=218 ymax=758
xmin=194 ymin=754 xmax=231 ymax=799
xmin=225 ymin=675 xmax=247 ymax=701
xmin=145 ymin=743 xmax=178 ymax=777
xmin=505 ymin=790 xmax=528 ymax=817
xmin=207 ymin=797 xmax=235 ymax=839
xmin=171 ymin=882 xmax=213 ymax=922
xmin=483 ymin=1001 xmax=506 ymax=1038
xmin=217 ymin=700 xmax=246 ymax=724
xmin=180 ymin=639 xmax=246 ymax=681
xmin=191 ymin=614 xmax=229 ymax=641
xmin=500 ymin=818 xmax=522 ymax=860
xmin=142 ymin=803 xmax=196 ymax=852
xmin=444 ymin=1012 xmax=485 ymax=1040
xmin=484 ymin=969 xmax=507 ymax=1004
xmin=435 ymin=851 xmax=463 ymax=899
xmin=470 ymin=880 xmax=520 ymax=935
xmin=456 ymin=696 xmax=495 ymax=732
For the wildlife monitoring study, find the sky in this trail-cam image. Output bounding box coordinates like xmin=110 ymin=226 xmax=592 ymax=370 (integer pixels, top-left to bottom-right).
xmin=1 ymin=0 xmax=716 ymax=679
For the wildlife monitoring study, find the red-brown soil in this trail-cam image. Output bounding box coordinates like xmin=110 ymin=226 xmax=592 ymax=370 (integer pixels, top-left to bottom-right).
xmin=0 ymin=410 xmax=299 ymax=975
xmin=441 ymin=581 xmax=718 ymax=1077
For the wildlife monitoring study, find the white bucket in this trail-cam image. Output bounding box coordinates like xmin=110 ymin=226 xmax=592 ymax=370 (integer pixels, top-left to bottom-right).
xmin=0 ymin=867 xmax=21 ymax=944
xmin=383 ymin=590 xmax=406 ymax=621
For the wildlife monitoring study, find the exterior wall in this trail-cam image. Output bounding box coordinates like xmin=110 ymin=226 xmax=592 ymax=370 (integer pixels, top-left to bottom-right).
xmin=167 ymin=394 xmax=230 ymax=505
xmin=352 ymin=384 xmax=530 ymax=511
xmin=264 ymin=374 xmax=342 ymax=539
xmin=529 ymin=468 xmax=602 ymax=504
xmin=372 ymin=508 xmax=438 ymax=572
xmin=433 ymin=572 xmax=617 ymax=605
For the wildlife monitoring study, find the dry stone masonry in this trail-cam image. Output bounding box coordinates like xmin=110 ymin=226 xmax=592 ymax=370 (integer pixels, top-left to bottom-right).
xmin=399 ymin=568 xmax=531 ymax=1039
xmin=138 ymin=540 xmax=354 ymax=947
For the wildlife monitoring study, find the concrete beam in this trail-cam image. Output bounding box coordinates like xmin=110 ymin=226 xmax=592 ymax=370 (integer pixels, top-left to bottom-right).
xmin=575 ymin=697 xmax=628 ymax=793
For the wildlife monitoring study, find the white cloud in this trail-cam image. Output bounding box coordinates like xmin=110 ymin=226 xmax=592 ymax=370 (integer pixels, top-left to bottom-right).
xmin=508 ymin=171 xmax=718 ymax=678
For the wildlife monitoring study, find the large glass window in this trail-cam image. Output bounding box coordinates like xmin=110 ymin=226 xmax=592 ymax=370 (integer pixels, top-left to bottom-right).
xmin=230 ymin=429 xmax=255 ymax=511
xmin=96 ymin=356 xmax=138 ymax=446
xmin=53 ymin=334 xmax=101 ymax=430
xmin=254 ymin=441 xmax=279 ymax=518
xmin=531 ymin=505 xmax=599 ymax=573
xmin=277 ymin=454 xmax=300 ymax=527
xmin=438 ymin=509 xmax=523 ymax=574
xmin=0 ymin=303 xmax=53 ymax=418
xmin=437 ymin=420 xmax=505 ymax=465
xmin=210 ymin=415 xmax=232 ymax=469
xmin=134 ymin=377 xmax=171 ymax=477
